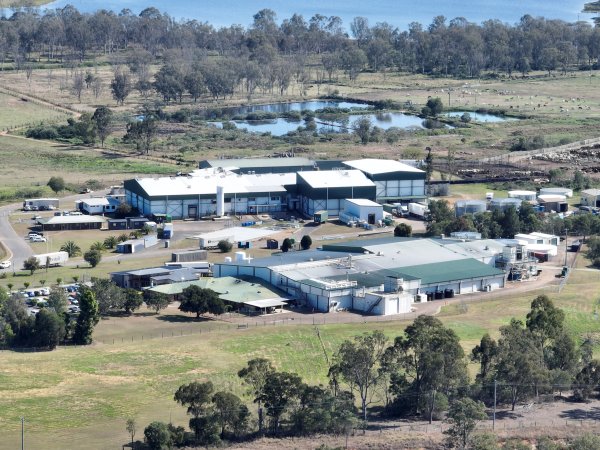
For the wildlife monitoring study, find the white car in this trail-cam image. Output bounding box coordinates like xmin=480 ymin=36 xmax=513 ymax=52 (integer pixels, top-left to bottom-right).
xmin=0 ymin=261 xmax=11 ymax=269
xmin=30 ymin=236 xmax=47 ymax=243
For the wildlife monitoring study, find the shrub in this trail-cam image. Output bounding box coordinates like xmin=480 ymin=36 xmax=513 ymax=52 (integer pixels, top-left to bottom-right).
xmin=217 ymin=240 xmax=232 ymax=253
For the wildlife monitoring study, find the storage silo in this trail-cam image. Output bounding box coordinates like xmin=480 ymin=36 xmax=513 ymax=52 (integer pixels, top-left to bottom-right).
xmin=216 ymin=185 xmax=225 ymax=216
xmin=489 ymin=197 xmax=522 ymax=211
xmin=455 ymin=200 xmax=487 ymax=217
xmin=508 ymin=190 xmax=537 ymax=202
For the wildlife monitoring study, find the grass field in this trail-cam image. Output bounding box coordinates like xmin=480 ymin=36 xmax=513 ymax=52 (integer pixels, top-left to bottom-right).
xmin=0 ymin=93 xmax=70 ymax=131
xmin=1 ymin=251 xmax=598 ymax=449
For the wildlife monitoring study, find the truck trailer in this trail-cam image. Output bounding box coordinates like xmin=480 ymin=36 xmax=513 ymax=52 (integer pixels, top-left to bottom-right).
xmin=408 ymin=202 xmax=428 ymax=219
xmin=32 ymin=251 xmax=69 ymax=267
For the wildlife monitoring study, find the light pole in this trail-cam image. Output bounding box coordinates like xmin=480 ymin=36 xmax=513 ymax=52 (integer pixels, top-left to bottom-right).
xmin=564 ymin=228 xmax=569 ymax=267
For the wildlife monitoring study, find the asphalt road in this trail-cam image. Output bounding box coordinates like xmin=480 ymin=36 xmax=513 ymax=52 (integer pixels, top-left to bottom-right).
xmin=0 ymin=190 xmax=112 ymax=273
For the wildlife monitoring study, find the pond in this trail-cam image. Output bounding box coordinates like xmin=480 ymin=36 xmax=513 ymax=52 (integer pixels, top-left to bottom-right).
xmin=443 ymin=111 xmax=519 ymax=123
xmin=228 ymin=100 xmax=370 ymax=115
xmin=216 ymin=111 xmax=438 ymax=136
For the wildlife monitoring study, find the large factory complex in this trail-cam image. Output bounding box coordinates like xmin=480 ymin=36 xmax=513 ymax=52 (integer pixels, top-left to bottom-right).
xmin=124 ymin=158 xmax=426 ymax=219
xmin=114 ymin=157 xmax=564 ymax=316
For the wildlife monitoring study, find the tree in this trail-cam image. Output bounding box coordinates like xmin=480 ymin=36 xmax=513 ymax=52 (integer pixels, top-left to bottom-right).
xmin=174 ymin=381 xmax=218 ymax=443
xmin=72 ymin=287 xmax=100 ymax=345
xmin=394 ymin=223 xmax=412 ymax=237
xmin=471 ymin=333 xmax=498 ymax=383
xmin=355 ymin=116 xmax=372 ymax=145
xmin=238 ymin=358 xmax=275 ymax=433
xmin=179 ymin=285 xmax=225 ymax=319
xmin=493 ymin=319 xmax=544 ymax=410
xmin=47 ymin=287 xmax=69 ymax=314
xmin=110 ymin=69 xmax=132 ymax=105
xmin=212 ymin=391 xmax=250 ymax=438
xmin=573 ymin=360 xmax=600 ymax=401
xmin=300 ymin=235 xmax=312 ymax=250
xmin=382 ymin=315 xmax=468 ymax=421
xmin=34 ymin=309 xmax=66 ymax=350
xmin=422 ymin=97 xmax=443 ymax=116
xmin=331 ymin=330 xmax=388 ymax=420
xmin=123 ymin=288 xmax=143 ymax=315
xmin=281 ymin=238 xmax=292 ymax=253
xmin=23 ymin=257 xmax=41 ymax=275
xmin=92 ymin=106 xmax=113 ymax=147
xmin=143 ymin=291 xmax=170 ymax=314
xmin=526 ymin=295 xmax=565 ymax=354
xmin=258 ymin=371 xmax=304 ymax=434
xmin=103 ymin=236 xmax=118 ymax=249
xmin=71 ymin=70 xmax=85 ymax=101
xmin=47 ymin=176 xmax=65 ymax=193
xmin=60 ymin=241 xmax=81 ymax=257
xmin=115 ymin=202 xmax=132 ymax=218
xmin=144 ymin=421 xmax=171 ymax=450
xmin=217 ymin=239 xmax=232 ymax=253
xmin=90 ymin=241 xmax=106 ymax=252
xmin=84 ymin=249 xmax=102 ymax=268
xmin=444 ymin=398 xmax=488 ymax=450
xmin=123 ymin=115 xmax=157 ymax=154
xmin=126 ymin=418 xmax=136 ymax=447
xmin=91 ymin=279 xmax=125 ymax=314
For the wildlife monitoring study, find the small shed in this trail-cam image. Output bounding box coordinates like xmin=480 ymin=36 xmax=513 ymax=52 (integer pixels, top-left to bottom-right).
xmin=171 ymin=249 xmax=208 ymax=263
xmin=108 ymin=219 xmax=128 ymax=230
xmin=581 ymin=189 xmax=600 ymax=207
xmin=116 ymin=235 xmax=158 ymax=254
xmin=343 ymin=199 xmax=383 ymax=225
xmin=537 ymin=195 xmax=568 ymax=213
xmin=127 ymin=217 xmax=150 ymax=229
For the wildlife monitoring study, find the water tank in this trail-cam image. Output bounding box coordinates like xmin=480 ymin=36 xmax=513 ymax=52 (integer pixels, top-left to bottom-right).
xmin=502 ymin=246 xmax=517 ymax=263
xmin=490 ymin=197 xmax=522 ymax=211
xmin=539 ymin=187 xmax=573 ymax=198
xmin=455 ymin=200 xmax=487 ymax=217
xmin=508 ymin=190 xmax=537 ymax=202
xmin=216 ymin=185 xmax=225 ymax=217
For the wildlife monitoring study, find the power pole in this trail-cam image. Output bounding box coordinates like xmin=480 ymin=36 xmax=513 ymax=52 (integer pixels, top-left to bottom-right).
xmin=21 ymin=417 xmax=24 ymax=450
xmin=564 ymin=228 xmax=569 ymax=267
xmin=493 ymin=380 xmax=497 ymax=431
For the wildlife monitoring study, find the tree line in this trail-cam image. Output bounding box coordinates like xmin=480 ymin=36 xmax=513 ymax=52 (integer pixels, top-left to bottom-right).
xmin=2 ymin=6 xmax=600 ymax=81
xmin=129 ymin=296 xmax=600 ymax=449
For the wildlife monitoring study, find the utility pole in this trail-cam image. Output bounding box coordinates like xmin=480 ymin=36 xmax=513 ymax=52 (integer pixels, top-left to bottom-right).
xmin=493 ymin=380 xmax=497 ymax=431
xmin=564 ymin=228 xmax=569 ymax=267
xmin=21 ymin=417 xmax=24 ymax=450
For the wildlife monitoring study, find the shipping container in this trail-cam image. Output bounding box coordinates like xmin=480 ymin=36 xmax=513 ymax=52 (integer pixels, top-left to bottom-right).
xmin=313 ymin=210 xmax=328 ymax=224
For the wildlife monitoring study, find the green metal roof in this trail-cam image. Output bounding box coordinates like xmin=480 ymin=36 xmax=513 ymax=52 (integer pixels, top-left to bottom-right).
xmin=397 ymin=259 xmax=505 ymax=286
xmin=148 ymin=276 xmax=287 ymax=304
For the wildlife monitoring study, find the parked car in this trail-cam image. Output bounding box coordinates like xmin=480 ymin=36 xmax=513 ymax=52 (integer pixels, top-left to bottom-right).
xmin=0 ymin=260 xmax=11 ymax=269
xmin=30 ymin=236 xmax=47 ymax=242
xmin=28 ymin=231 xmax=43 ymax=237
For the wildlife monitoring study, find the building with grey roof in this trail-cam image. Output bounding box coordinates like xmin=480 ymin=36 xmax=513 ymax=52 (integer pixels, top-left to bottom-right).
xmin=342 ymin=159 xmax=426 ymax=202
xmin=124 ymin=159 xmax=427 ymax=219
xmin=38 ymin=215 xmax=105 ymax=231
xmin=213 ymin=237 xmax=507 ymax=315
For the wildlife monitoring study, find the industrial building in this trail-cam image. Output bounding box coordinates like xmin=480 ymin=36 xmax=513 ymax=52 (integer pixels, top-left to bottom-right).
xmin=124 ymin=158 xmax=425 ymax=220
xmin=537 ymin=195 xmax=568 ymax=213
xmin=77 ymin=197 xmax=121 ymax=215
xmin=341 ymin=199 xmax=384 ymax=225
xmin=110 ymin=264 xmax=210 ymax=289
xmin=37 ymin=215 xmax=105 ymax=231
xmin=213 ymin=237 xmax=508 ymax=315
xmin=125 ymin=168 xmax=295 ymax=219
xmin=580 ymin=189 xmax=600 ymax=207
xmin=341 ymin=159 xmax=426 ymax=203
xmin=199 ymin=157 xmax=316 ymax=174
xmin=296 ymin=170 xmax=376 ymax=216
xmin=146 ymin=277 xmax=289 ymax=314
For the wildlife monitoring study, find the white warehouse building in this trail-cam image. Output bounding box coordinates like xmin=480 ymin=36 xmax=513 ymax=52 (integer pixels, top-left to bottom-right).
xmin=123 ymin=159 xmax=426 ymax=220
